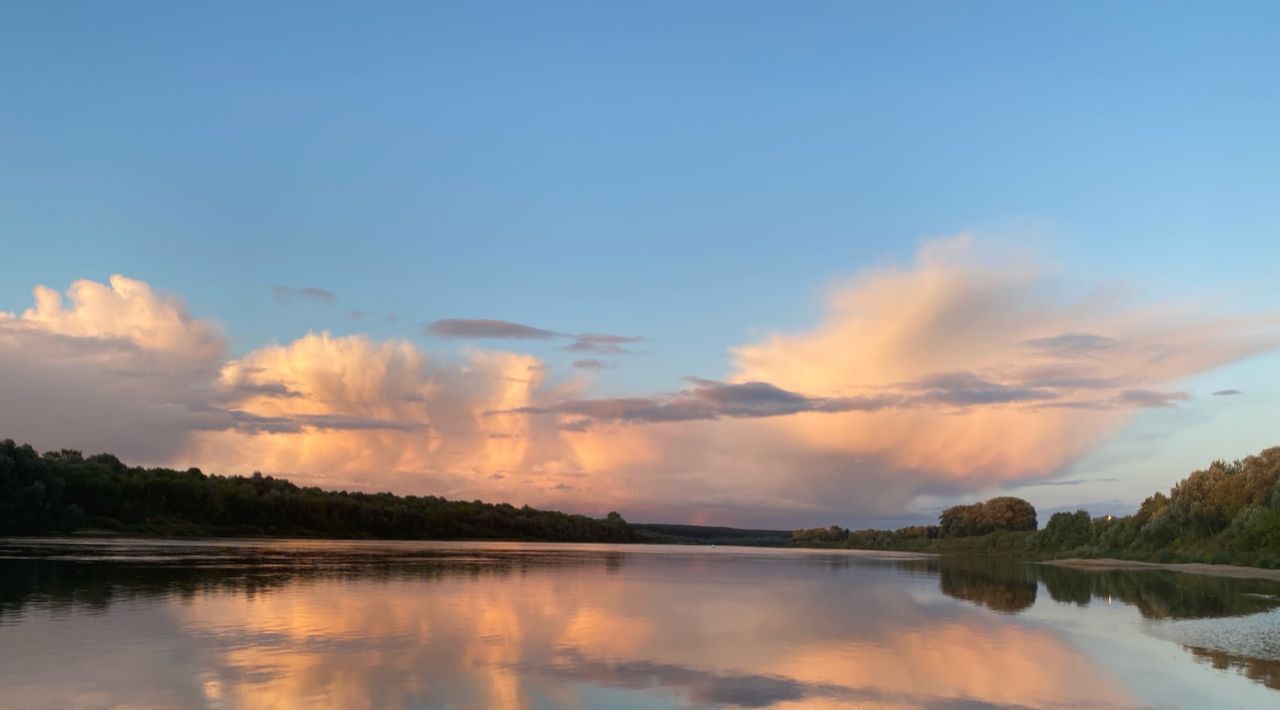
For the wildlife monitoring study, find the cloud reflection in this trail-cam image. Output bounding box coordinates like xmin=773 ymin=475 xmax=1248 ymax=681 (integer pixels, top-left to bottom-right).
xmin=0 ymin=543 xmax=1159 ymax=709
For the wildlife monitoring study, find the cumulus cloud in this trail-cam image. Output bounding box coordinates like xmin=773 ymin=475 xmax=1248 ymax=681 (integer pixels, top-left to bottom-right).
xmin=0 ymin=278 xmax=525 ymax=479
xmin=4 ymin=239 xmax=1276 ymax=527
xmin=273 ymin=286 xmax=337 ymax=305
xmin=0 ymin=276 xmax=227 ymax=461
xmin=184 ymin=330 xmax=593 ymax=504
xmin=520 ymin=236 xmax=1279 ymax=523
xmin=12 ymin=275 xmax=225 ymax=359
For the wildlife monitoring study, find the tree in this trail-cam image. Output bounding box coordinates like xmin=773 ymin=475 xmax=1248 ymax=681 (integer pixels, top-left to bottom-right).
xmin=0 ymin=439 xmax=638 ymax=543
xmin=1039 ymin=510 xmax=1092 ymax=551
xmin=939 ymin=497 xmax=1037 ymax=537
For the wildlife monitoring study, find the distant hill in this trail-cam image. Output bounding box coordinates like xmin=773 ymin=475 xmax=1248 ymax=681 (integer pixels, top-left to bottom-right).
xmin=633 ymin=523 xmax=792 ymax=547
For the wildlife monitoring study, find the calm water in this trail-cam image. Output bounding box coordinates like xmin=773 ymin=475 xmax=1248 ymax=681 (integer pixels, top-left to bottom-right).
xmin=2 ymin=540 xmax=1279 ymax=709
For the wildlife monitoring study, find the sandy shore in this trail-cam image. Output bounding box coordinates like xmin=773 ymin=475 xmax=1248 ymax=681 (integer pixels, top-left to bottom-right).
xmin=1045 ymin=557 xmax=1280 ymax=582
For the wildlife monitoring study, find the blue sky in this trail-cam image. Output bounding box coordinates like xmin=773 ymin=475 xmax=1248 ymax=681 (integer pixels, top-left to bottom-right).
xmin=2 ymin=2 xmax=1278 ymax=525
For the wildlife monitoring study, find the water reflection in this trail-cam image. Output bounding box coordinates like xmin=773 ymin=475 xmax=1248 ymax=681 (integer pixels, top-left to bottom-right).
xmin=935 ymin=557 xmax=1039 ymax=613
xmin=1186 ymin=646 xmax=1280 ymax=691
xmin=1 ymin=539 xmax=1278 ymax=708
xmin=928 ymin=555 xmax=1280 ymax=620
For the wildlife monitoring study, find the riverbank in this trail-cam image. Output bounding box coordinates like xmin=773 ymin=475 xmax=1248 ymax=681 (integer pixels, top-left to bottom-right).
xmin=1045 ymin=557 xmax=1280 ymax=582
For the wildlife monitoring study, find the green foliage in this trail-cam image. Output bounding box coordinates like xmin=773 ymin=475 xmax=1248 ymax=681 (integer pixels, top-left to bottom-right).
xmin=634 ymin=524 xmax=792 ymax=546
xmin=792 ymin=446 xmax=1280 ymax=570
xmin=938 ymin=496 xmax=1037 ymax=537
xmin=791 ymin=525 xmax=851 ymax=546
xmin=1038 ymin=510 xmax=1093 ymax=551
xmin=0 ymin=439 xmax=635 ymax=543
xmin=790 ymin=524 xmax=939 ymax=550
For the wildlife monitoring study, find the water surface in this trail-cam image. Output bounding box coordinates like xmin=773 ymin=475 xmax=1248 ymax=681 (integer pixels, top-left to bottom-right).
xmin=1 ymin=538 xmax=1279 ymax=708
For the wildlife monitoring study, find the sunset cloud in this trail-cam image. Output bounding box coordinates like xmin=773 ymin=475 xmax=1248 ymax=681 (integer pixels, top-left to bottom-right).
xmin=3 ymin=241 xmax=1276 ymax=526
xmin=12 ymin=274 xmax=223 ymax=359
xmin=515 ymin=378 xmax=890 ymax=424
xmin=196 ymin=331 xmax=552 ymax=489
xmin=523 ymin=236 xmax=1279 ymax=522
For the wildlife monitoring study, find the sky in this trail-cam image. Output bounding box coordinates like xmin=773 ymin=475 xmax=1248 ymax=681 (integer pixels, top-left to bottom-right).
xmin=1 ymin=1 xmax=1278 ymax=528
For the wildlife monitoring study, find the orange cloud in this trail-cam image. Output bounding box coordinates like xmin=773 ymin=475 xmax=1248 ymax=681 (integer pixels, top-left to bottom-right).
xmin=523 ymin=236 xmax=1279 ymax=522
xmin=153 ymin=554 xmax=1133 ymax=709
xmin=3 ymin=241 xmax=1276 ymax=525
xmin=728 ymin=236 xmax=1275 ymax=485
xmin=12 ymin=274 xmax=223 ymax=359
xmin=194 ymin=333 xmax=564 ymax=497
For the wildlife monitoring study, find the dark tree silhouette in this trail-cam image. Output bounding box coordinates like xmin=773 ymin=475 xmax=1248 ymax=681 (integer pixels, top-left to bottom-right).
xmin=0 ymin=440 xmax=635 ymax=543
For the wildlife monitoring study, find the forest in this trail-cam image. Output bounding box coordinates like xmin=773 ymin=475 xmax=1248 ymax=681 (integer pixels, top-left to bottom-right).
xmin=794 ymin=446 xmax=1280 ymax=569
xmin=632 ymin=523 xmax=792 ymax=546
xmin=0 ymin=440 xmax=635 ymax=542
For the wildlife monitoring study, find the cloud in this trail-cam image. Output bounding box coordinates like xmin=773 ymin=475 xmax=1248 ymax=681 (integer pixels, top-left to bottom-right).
xmin=572 ymin=359 xmax=610 ymax=370
xmin=902 ymin=371 xmax=1056 ymax=406
xmin=1006 ymin=477 xmax=1120 ymax=489
xmin=1022 ymin=332 xmax=1118 ymax=355
xmin=425 ymin=319 xmax=643 ymax=355
xmin=522 ymin=366 xmax=1189 ymax=426
xmin=273 ymin=286 xmax=336 ymax=305
xmin=565 ymin=334 xmax=644 ymax=355
xmin=222 ymin=381 xmax=303 ymax=399
xmin=0 ymin=277 xmax=503 ymax=473
xmin=1212 ymin=389 xmax=1243 ymax=396
xmin=525 ymin=236 xmax=1279 ymax=523
xmin=220 ymin=412 xmax=430 ymax=435
xmin=3 ymin=239 xmax=1277 ymax=528
xmin=0 ymin=276 xmax=227 ymax=462
xmin=424 ymin=319 xmax=560 ymax=339
xmin=1112 ymin=389 xmax=1192 ymax=408
xmin=515 ymin=378 xmax=890 ymax=424
xmin=12 ymin=275 xmax=224 ymax=359
xmin=191 ymin=331 xmax=564 ymax=492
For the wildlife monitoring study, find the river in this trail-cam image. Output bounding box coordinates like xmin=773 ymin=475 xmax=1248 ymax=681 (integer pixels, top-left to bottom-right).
xmin=1 ymin=538 xmax=1278 ymax=708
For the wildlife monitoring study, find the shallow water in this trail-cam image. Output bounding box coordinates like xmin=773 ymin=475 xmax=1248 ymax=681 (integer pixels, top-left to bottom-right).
xmin=1 ymin=539 xmax=1278 ymax=709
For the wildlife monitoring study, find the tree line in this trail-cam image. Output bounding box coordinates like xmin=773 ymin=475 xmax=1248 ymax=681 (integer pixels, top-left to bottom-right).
xmin=794 ymin=446 xmax=1280 ymax=569
xmin=0 ymin=440 xmax=635 ymax=542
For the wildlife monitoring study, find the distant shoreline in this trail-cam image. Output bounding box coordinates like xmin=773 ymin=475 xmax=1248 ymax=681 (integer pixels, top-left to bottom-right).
xmin=1044 ymin=557 xmax=1280 ymax=582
